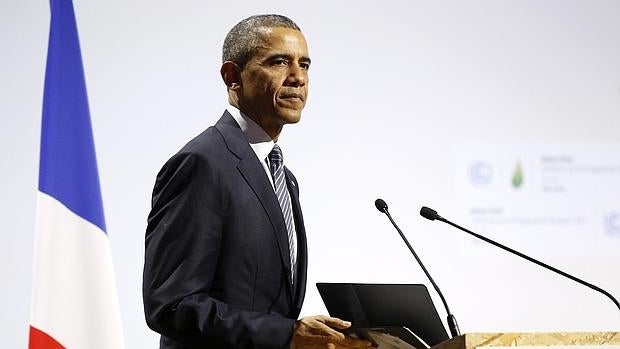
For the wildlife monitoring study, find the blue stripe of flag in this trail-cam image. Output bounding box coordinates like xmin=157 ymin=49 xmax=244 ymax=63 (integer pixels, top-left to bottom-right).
xmin=39 ymin=0 xmax=106 ymax=233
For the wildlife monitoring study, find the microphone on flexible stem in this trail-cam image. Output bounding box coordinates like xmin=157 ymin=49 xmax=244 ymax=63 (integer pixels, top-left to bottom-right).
xmin=420 ymin=206 xmax=620 ymax=315
xmin=375 ymin=199 xmax=461 ymax=338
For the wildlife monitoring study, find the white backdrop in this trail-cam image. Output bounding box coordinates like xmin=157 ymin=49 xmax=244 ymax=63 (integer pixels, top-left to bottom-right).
xmin=2 ymin=1 xmax=619 ymax=347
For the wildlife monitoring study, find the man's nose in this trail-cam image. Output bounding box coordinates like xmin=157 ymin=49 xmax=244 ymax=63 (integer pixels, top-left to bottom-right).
xmin=284 ymin=63 xmax=307 ymax=87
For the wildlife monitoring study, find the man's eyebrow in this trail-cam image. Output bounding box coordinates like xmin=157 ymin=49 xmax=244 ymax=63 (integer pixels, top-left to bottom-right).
xmin=265 ymin=53 xmax=292 ymax=61
xmin=265 ymin=53 xmax=312 ymax=64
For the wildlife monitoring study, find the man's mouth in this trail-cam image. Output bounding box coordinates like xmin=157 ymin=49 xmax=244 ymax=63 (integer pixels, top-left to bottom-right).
xmin=280 ymin=93 xmax=304 ymax=101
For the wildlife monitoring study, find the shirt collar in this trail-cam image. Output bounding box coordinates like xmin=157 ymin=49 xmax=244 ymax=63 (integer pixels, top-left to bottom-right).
xmin=227 ymin=105 xmax=275 ymax=162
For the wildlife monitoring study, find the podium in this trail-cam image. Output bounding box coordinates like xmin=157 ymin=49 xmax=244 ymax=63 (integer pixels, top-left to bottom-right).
xmin=431 ymin=333 xmax=620 ymax=349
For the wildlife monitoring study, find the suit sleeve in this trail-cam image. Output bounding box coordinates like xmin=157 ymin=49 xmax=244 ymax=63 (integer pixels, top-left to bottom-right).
xmin=142 ymin=151 xmax=295 ymax=348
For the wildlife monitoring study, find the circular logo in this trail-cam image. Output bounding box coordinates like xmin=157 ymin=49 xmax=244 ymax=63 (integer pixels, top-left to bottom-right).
xmin=469 ymin=161 xmax=493 ymax=185
xmin=604 ymin=212 xmax=620 ymax=237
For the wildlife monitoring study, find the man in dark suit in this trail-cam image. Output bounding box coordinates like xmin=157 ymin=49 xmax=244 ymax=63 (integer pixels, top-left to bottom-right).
xmin=143 ymin=14 xmax=372 ymax=349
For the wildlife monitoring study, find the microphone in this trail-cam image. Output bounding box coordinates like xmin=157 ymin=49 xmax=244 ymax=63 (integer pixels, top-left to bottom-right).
xmin=420 ymin=206 xmax=441 ymax=221
xmin=375 ymin=199 xmax=460 ymax=338
xmin=420 ymin=206 xmax=620 ymax=314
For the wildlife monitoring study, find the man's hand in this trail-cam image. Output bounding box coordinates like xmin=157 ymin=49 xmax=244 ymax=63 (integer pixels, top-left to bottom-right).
xmin=290 ymin=315 xmax=373 ymax=349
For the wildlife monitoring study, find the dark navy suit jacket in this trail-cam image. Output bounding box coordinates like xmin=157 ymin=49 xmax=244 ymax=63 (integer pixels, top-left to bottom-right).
xmin=143 ymin=111 xmax=308 ymax=348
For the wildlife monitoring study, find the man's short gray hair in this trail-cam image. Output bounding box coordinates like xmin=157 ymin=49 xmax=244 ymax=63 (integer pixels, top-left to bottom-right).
xmin=222 ymin=14 xmax=301 ymax=67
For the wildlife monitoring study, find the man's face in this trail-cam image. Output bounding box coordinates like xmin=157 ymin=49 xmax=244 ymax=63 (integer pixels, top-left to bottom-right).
xmin=236 ymin=27 xmax=310 ymax=133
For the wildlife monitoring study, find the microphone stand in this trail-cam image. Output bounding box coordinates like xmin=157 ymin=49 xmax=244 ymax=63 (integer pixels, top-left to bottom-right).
xmin=377 ymin=200 xmax=461 ymax=337
xmin=421 ymin=206 xmax=620 ymax=314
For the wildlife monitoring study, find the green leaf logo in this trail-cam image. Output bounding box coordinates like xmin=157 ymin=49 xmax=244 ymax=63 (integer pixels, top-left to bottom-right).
xmin=512 ymin=161 xmax=524 ymax=189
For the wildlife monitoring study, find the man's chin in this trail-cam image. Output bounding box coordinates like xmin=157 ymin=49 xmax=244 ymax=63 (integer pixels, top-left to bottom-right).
xmin=276 ymin=111 xmax=303 ymax=125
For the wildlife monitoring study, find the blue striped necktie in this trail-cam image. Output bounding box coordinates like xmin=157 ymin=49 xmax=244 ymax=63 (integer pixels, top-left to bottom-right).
xmin=268 ymin=144 xmax=297 ymax=284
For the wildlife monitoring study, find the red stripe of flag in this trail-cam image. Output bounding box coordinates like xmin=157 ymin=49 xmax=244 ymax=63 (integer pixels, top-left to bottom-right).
xmin=28 ymin=326 xmax=65 ymax=349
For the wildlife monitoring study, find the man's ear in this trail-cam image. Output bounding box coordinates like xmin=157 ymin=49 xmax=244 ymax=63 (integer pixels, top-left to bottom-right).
xmin=220 ymin=61 xmax=242 ymax=90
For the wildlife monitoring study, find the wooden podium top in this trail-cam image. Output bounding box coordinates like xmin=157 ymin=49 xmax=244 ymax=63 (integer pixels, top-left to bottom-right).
xmin=431 ymin=332 xmax=620 ymax=349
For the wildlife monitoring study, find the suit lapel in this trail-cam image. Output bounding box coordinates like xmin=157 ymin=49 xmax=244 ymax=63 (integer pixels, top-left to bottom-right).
xmin=215 ymin=112 xmax=295 ymax=294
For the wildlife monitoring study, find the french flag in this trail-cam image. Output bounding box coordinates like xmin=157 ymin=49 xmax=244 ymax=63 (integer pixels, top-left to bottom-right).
xmin=29 ymin=1 xmax=124 ymax=348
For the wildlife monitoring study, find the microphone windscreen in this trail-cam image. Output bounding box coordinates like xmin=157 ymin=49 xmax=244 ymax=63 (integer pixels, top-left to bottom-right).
xmin=420 ymin=206 xmax=438 ymax=220
xmin=374 ymin=199 xmax=388 ymax=213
